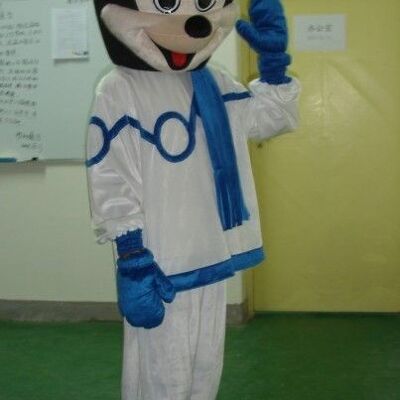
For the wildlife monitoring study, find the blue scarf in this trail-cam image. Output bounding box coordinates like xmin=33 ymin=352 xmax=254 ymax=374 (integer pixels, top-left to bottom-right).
xmin=191 ymin=68 xmax=249 ymax=231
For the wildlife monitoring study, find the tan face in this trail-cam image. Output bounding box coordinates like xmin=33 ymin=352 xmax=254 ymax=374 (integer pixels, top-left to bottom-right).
xmin=100 ymin=0 xmax=238 ymax=71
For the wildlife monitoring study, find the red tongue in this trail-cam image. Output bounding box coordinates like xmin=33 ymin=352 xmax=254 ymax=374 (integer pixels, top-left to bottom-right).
xmin=171 ymin=52 xmax=188 ymax=68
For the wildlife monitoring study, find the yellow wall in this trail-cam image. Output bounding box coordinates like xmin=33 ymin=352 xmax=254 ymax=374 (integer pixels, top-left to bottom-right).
xmin=249 ymin=0 xmax=400 ymax=312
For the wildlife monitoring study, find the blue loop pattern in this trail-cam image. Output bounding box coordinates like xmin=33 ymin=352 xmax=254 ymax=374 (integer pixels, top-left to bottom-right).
xmin=153 ymin=108 xmax=196 ymax=163
xmin=86 ymin=91 xmax=250 ymax=167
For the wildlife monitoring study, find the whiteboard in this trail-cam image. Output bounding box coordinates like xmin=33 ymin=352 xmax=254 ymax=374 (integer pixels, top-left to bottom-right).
xmin=0 ymin=0 xmax=110 ymax=161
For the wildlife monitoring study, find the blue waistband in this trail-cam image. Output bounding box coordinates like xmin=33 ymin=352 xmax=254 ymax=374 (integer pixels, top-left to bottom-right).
xmin=168 ymin=247 xmax=265 ymax=292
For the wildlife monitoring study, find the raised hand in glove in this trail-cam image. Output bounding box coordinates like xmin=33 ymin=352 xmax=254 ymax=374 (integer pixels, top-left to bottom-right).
xmin=115 ymin=230 xmax=176 ymax=329
xmin=236 ymin=0 xmax=292 ymax=85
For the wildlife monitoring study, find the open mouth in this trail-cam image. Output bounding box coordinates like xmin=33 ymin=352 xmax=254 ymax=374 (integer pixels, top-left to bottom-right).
xmin=153 ymin=42 xmax=195 ymax=70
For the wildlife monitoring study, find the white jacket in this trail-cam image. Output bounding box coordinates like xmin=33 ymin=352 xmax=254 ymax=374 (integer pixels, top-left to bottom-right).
xmin=86 ymin=66 xmax=300 ymax=291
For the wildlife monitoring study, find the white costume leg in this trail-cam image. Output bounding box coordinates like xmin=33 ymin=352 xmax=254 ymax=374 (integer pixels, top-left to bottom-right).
xmin=122 ymin=281 xmax=226 ymax=400
xmin=122 ymin=324 xmax=142 ymax=398
xmin=189 ymin=282 xmax=226 ymax=400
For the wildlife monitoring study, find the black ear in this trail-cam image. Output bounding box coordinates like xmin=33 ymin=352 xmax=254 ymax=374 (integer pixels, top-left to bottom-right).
xmin=94 ymin=0 xmax=138 ymax=13
xmin=93 ymin=0 xmax=156 ymax=70
xmin=112 ymin=0 xmax=139 ymax=10
xmin=223 ymin=0 xmax=234 ymax=5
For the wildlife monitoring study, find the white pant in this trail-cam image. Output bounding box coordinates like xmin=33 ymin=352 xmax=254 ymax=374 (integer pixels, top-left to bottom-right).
xmin=121 ymin=282 xmax=227 ymax=400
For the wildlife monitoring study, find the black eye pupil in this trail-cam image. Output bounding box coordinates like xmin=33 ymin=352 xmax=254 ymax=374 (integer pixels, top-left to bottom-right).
xmin=158 ymin=0 xmax=177 ymax=10
xmin=197 ymin=0 xmax=214 ymax=11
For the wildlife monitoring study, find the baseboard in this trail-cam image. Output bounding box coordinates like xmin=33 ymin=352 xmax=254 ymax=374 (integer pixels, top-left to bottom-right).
xmin=0 ymin=299 xmax=250 ymax=325
xmin=255 ymin=310 xmax=400 ymax=317
xmin=226 ymin=300 xmax=250 ymax=325
xmin=0 ymin=300 xmax=122 ymax=322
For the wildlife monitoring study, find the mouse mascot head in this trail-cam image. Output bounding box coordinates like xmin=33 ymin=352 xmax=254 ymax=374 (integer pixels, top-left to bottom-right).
xmin=94 ymin=0 xmax=238 ymax=71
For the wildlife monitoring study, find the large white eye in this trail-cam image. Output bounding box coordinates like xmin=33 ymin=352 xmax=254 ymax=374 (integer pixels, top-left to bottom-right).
xmin=153 ymin=0 xmax=181 ymax=13
xmin=195 ymin=0 xmax=216 ymax=12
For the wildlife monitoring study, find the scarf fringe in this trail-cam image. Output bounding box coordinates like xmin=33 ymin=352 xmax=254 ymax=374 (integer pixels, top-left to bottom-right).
xmin=192 ymin=68 xmax=249 ymax=231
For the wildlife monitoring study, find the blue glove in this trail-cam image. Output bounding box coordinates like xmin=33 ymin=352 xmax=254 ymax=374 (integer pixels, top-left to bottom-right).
xmin=236 ymin=0 xmax=292 ymax=85
xmin=115 ymin=230 xmax=176 ymax=329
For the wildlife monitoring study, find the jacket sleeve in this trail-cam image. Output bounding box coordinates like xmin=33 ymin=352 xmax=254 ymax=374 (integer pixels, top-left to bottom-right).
xmin=245 ymin=77 xmax=300 ymax=141
xmin=86 ymin=88 xmax=144 ymax=244
xmin=213 ymin=67 xmax=300 ymax=141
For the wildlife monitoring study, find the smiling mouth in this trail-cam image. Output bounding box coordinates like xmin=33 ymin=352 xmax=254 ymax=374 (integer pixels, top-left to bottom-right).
xmin=153 ymin=42 xmax=195 ymax=70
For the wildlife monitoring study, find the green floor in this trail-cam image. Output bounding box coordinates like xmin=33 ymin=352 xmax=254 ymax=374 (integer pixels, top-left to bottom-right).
xmin=0 ymin=314 xmax=399 ymax=400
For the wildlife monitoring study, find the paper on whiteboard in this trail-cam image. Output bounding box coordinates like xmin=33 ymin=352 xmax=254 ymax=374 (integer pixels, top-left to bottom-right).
xmin=0 ymin=0 xmax=44 ymax=161
xmin=52 ymin=8 xmax=89 ymax=60
xmin=294 ymin=14 xmax=346 ymax=52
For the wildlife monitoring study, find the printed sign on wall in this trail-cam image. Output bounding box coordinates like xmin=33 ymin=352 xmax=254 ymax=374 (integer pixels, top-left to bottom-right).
xmin=294 ymin=14 xmax=347 ymax=52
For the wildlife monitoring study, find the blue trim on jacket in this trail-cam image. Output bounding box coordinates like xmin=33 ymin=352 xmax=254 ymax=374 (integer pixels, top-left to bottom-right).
xmin=168 ymin=247 xmax=265 ymax=292
xmin=86 ymin=90 xmax=251 ymax=168
xmin=222 ymin=91 xmax=251 ymax=102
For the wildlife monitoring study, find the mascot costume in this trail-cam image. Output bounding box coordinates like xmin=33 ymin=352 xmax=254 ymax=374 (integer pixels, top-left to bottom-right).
xmin=86 ymin=0 xmax=299 ymax=398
